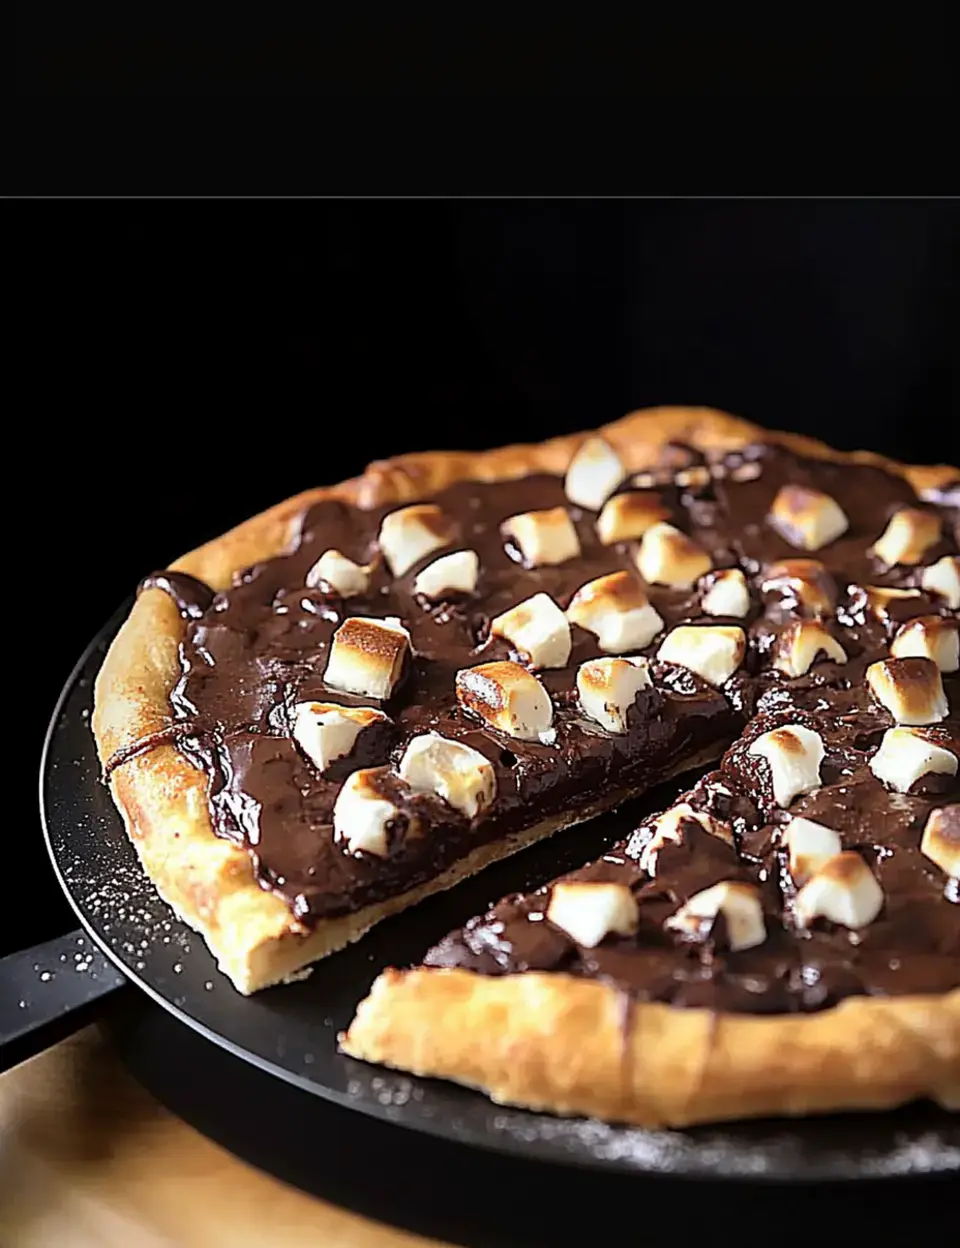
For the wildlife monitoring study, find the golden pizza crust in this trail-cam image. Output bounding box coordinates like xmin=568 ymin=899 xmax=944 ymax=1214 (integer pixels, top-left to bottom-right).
xmin=340 ymin=969 xmax=960 ymax=1128
xmin=92 ymin=406 xmax=958 ymax=1006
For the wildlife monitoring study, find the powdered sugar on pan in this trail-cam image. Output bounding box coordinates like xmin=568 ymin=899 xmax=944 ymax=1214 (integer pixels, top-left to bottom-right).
xmin=483 ymin=1110 xmax=960 ymax=1177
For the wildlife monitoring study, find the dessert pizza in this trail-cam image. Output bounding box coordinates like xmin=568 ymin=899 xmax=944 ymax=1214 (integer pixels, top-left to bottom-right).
xmin=93 ymin=407 xmax=959 ymax=1126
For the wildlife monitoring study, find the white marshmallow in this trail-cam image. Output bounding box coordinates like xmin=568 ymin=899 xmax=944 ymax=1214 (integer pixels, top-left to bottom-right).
xmin=869 ymin=727 xmax=958 ymax=793
xmin=398 ymin=732 xmax=496 ymax=819
xmin=783 ymin=816 xmax=842 ymax=885
xmin=635 ymin=521 xmax=712 ymax=588
xmin=564 ymin=437 xmax=627 ymax=511
xmin=638 ymin=802 xmax=733 ymax=875
xmin=891 ymin=616 xmax=959 ymax=674
xmin=665 ymin=881 xmax=767 ymax=952
xmin=333 ymin=767 xmax=413 ymax=858
xmin=491 ymin=592 xmax=572 ymax=670
xmin=795 ymin=851 xmax=884 ymax=929
xmin=870 ymin=508 xmax=941 ymax=567
xmin=768 ymin=485 xmax=849 ymax=551
xmin=292 ymin=702 xmax=388 ymax=774
xmin=455 ymin=660 xmax=554 ymax=742
xmin=761 ymin=558 xmax=836 ymax=616
xmin=866 ymin=657 xmax=949 ymax=726
xmin=305 ymin=549 xmax=371 ymax=598
xmin=748 ymin=724 xmax=825 ymax=808
xmin=378 ymin=504 xmax=454 ymax=577
xmin=324 ymin=616 xmax=410 ymax=700
xmin=772 ymin=620 xmax=848 ymax=677
xmin=596 ymin=491 xmax=671 ymax=545
xmin=920 ymin=806 xmax=959 ymax=879
xmin=546 ymin=881 xmax=639 ymax=948
xmin=576 ymin=655 xmax=652 ymax=734
xmin=413 ymin=550 xmax=480 ymax=601
xmin=700 ymin=569 xmax=751 ymax=618
xmin=566 ymin=571 xmax=664 ymax=654
xmin=501 ymin=507 xmax=581 ymax=568
xmin=656 ymin=625 xmax=746 ymax=687
xmin=921 ymin=555 xmax=960 ymax=610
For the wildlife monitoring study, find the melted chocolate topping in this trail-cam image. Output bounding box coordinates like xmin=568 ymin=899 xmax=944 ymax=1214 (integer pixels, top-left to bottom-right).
xmin=135 ymin=440 xmax=960 ymax=1011
xmin=139 ymin=570 xmax=215 ymax=619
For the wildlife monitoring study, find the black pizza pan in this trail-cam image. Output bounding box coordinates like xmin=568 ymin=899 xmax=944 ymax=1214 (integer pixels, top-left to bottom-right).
xmin=5 ymin=605 xmax=959 ymax=1222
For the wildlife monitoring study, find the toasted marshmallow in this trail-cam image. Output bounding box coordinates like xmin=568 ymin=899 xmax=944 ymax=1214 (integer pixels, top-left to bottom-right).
xmin=783 ymin=816 xmax=842 ymax=886
xmin=502 ymin=507 xmax=581 ymax=568
xmin=700 ymin=569 xmax=751 ymax=618
xmin=564 ymin=437 xmax=627 ymax=511
xmin=546 ymin=881 xmax=639 ymax=948
xmin=324 ymin=616 xmax=410 ymax=700
xmin=761 ymin=559 xmax=836 ymax=616
xmin=398 ymin=732 xmax=496 ymax=819
xmin=862 ymin=585 xmax=924 ymax=624
xmin=869 ymin=727 xmax=958 ymax=792
xmin=636 ymin=522 xmax=712 ymax=588
xmin=413 ymin=550 xmax=480 ymax=601
xmin=866 ymin=656 xmax=948 ymax=726
xmin=491 ymin=593 xmax=572 ymax=669
xmin=795 ymin=851 xmax=884 ymax=929
xmin=378 ymin=504 xmax=454 ymax=577
xmin=596 ymin=491 xmax=671 ymax=545
xmin=665 ymin=882 xmax=766 ymax=952
xmin=921 ymin=555 xmax=960 ymax=610
xmin=772 ymin=620 xmax=848 ymax=677
xmin=638 ymin=802 xmax=733 ymax=875
xmin=333 ymin=767 xmax=413 ymax=858
xmin=870 ymin=508 xmax=941 ymax=567
xmin=576 ymin=655 xmax=652 ymax=734
xmin=656 ymin=625 xmax=746 ymax=687
xmin=891 ymin=616 xmax=959 ymax=673
xmin=748 ymin=724 xmax=825 ymax=808
xmin=455 ymin=660 xmax=554 ymax=742
xmin=768 ymin=485 xmax=849 ymax=551
xmin=566 ymin=572 xmax=664 ymax=654
xmin=920 ymin=806 xmax=959 ymax=879
xmin=305 ymin=549 xmax=371 ymax=598
xmin=292 ymin=702 xmax=388 ymax=774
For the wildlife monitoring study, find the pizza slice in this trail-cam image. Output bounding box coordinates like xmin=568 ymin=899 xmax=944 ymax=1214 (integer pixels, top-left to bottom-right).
xmin=341 ymin=739 xmax=959 ymax=1127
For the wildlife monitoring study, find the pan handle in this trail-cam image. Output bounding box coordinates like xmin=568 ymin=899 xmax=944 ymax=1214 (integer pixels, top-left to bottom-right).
xmin=0 ymin=929 xmax=127 ymax=1073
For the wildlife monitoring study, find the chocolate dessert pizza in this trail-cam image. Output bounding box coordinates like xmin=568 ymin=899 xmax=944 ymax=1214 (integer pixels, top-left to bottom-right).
xmin=94 ymin=407 xmax=959 ymax=1127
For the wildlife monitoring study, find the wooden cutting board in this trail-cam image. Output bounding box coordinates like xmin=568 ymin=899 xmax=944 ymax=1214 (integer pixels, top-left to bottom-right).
xmin=0 ymin=1026 xmax=447 ymax=1248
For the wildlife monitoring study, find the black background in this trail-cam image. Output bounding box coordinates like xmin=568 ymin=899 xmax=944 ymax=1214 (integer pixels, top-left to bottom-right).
xmin=22 ymin=198 xmax=960 ymax=952
xmin=12 ymin=198 xmax=960 ymax=1242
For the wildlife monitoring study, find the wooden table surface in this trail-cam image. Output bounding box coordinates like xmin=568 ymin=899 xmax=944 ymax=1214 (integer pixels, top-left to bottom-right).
xmin=0 ymin=1026 xmax=446 ymax=1248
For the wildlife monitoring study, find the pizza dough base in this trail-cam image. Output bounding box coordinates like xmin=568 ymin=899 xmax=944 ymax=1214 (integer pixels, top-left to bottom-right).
xmin=93 ymin=405 xmax=959 ymax=1124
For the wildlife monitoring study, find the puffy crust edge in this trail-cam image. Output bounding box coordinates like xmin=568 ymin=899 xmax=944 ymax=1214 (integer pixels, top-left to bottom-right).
xmin=91 ymin=406 xmax=958 ymax=997
xmin=340 ymin=969 xmax=960 ymax=1128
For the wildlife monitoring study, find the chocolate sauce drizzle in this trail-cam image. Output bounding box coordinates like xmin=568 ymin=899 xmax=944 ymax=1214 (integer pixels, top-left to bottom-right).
xmin=134 ymin=440 xmax=959 ymax=1012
